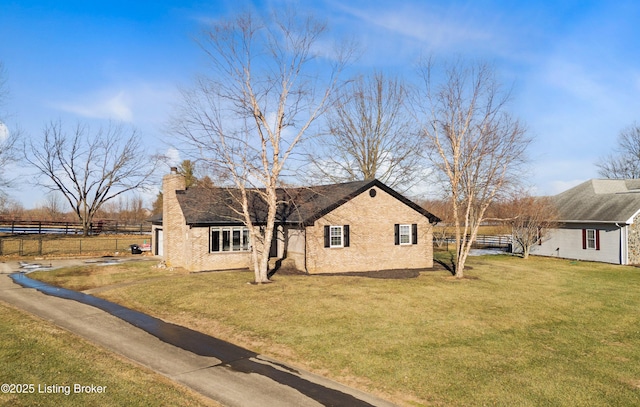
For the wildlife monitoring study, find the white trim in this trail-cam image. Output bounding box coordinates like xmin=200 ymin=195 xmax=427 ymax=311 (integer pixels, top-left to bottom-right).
xmin=621 ymin=224 xmax=628 ymax=265
xmin=625 ymin=208 xmax=640 ymax=225
xmin=399 ymin=224 xmax=412 ymax=245
xmin=329 ymin=225 xmax=343 ymax=248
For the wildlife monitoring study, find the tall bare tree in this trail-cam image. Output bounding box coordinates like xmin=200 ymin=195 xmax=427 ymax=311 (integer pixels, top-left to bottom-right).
xmin=416 ymin=59 xmax=530 ymax=278
xmin=596 ymin=123 xmax=640 ymax=179
xmin=306 ymin=72 xmax=422 ymax=191
xmin=174 ymin=10 xmax=348 ymax=283
xmin=25 ymin=121 xmax=159 ymax=235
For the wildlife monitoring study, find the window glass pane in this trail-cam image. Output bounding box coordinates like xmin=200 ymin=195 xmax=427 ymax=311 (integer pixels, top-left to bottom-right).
xmin=400 ymin=224 xmax=411 ymax=244
xmin=330 ymin=226 xmax=342 ymax=247
xmin=211 ymin=229 xmax=220 ymax=252
xmin=232 ymin=229 xmax=241 ymax=251
xmin=587 ymin=229 xmax=596 ymax=249
xmin=242 ymin=229 xmax=250 ymax=251
xmin=222 ymin=229 xmax=231 ymax=251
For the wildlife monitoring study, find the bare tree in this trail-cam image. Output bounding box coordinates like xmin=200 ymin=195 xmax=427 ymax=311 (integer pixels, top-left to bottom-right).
xmin=174 ymin=10 xmax=348 ymax=283
xmin=305 ymin=72 xmax=422 ymax=191
xmin=0 ymin=195 xmax=24 ymax=219
xmin=40 ymin=192 xmax=66 ymax=220
xmin=415 ymin=59 xmax=530 ymax=278
xmin=504 ymin=193 xmax=559 ymax=259
xmin=596 ymin=123 xmax=640 ymax=179
xmin=25 ymin=121 xmax=159 ymax=235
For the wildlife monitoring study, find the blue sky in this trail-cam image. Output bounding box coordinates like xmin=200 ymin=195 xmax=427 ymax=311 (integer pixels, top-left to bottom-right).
xmin=1 ymin=0 xmax=640 ymax=207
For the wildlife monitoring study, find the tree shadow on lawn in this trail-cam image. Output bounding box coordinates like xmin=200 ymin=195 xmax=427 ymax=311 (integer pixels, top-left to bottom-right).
xmin=433 ymin=253 xmax=477 ymax=279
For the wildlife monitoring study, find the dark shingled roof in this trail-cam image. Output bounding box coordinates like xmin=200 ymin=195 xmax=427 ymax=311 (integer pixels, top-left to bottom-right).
xmin=553 ymin=179 xmax=640 ymax=224
xmin=170 ymin=179 xmax=439 ymax=226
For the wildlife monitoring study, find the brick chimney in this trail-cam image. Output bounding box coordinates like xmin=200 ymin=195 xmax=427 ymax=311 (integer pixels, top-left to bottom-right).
xmin=162 ymin=167 xmax=187 ymax=267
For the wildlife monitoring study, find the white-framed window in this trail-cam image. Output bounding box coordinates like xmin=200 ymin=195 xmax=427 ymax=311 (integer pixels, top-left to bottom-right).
xmin=330 ymin=225 xmax=343 ymax=248
xmin=324 ymin=225 xmax=350 ymax=248
xmin=211 ymin=227 xmax=250 ymax=253
xmin=395 ymin=223 xmax=417 ymax=245
xmin=586 ymin=229 xmax=596 ymax=250
xmin=399 ymin=224 xmax=411 ymax=245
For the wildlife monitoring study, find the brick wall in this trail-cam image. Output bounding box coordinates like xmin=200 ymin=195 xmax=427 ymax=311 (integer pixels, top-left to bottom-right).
xmin=304 ymin=185 xmax=434 ymax=273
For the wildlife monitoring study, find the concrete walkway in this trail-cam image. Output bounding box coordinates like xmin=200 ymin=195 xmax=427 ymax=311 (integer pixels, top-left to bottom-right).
xmin=0 ymin=259 xmax=397 ymax=407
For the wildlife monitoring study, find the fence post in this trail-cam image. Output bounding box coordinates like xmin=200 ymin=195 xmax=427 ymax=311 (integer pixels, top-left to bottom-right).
xmin=79 ymin=239 xmax=82 ymax=254
xmin=0 ymin=239 xmax=3 ymax=255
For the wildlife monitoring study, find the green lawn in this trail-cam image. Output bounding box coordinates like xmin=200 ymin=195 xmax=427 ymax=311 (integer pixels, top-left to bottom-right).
xmin=0 ymin=302 xmax=219 ymax=407
xmin=29 ymin=254 xmax=640 ymax=406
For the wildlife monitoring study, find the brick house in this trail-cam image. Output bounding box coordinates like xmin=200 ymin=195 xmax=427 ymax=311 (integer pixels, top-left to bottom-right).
xmin=151 ymin=169 xmax=440 ymax=273
xmin=530 ymin=179 xmax=640 ymax=264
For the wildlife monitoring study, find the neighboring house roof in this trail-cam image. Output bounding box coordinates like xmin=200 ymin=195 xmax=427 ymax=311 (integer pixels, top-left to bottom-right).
xmin=554 ymin=179 xmax=640 ymax=224
xmin=165 ymin=179 xmax=439 ymax=226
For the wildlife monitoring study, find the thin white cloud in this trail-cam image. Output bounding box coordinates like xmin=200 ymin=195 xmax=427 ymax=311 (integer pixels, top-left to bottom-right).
xmin=54 ymin=90 xmax=133 ymax=121
xmin=50 ymin=82 xmax=178 ymax=126
xmin=331 ymin=1 xmax=505 ymax=55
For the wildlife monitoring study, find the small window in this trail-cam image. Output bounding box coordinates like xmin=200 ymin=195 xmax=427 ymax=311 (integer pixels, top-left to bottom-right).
xmin=211 ymin=229 xmax=220 ymax=252
xmin=582 ymin=228 xmax=600 ymax=251
xmin=222 ymin=228 xmax=231 ymax=251
xmin=324 ymin=225 xmax=350 ymax=248
xmin=586 ymin=229 xmax=596 ymax=250
xmin=242 ymin=229 xmax=250 ymax=251
xmin=330 ymin=226 xmax=343 ymax=247
xmin=395 ymin=223 xmax=418 ymax=245
xmin=399 ymin=224 xmax=411 ymax=245
xmin=232 ymin=229 xmax=241 ymax=251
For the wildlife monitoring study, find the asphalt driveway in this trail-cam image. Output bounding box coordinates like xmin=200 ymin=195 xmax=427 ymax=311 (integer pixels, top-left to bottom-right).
xmin=0 ymin=259 xmax=397 ymax=407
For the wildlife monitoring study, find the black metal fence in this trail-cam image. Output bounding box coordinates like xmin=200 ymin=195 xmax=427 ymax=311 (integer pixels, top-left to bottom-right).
xmin=0 ymin=218 xmax=151 ymax=235
xmin=0 ymin=236 xmax=152 ymax=256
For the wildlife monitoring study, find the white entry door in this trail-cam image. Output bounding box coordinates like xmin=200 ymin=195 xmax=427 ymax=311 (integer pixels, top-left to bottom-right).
xmin=155 ymin=229 xmax=164 ymax=256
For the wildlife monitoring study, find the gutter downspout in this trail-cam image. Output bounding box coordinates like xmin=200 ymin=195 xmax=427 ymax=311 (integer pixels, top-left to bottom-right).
xmin=615 ymin=222 xmax=628 ymax=265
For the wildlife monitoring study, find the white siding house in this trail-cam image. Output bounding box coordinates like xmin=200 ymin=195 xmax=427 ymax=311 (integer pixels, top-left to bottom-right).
xmin=531 ymin=179 xmax=640 ymax=265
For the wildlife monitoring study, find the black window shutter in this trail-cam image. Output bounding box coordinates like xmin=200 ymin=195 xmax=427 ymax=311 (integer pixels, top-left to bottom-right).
xmin=324 ymin=225 xmax=330 ymax=248
xmin=343 ymin=225 xmax=350 ymax=247
xmin=596 ymin=229 xmax=600 ymax=251
xmin=412 ymin=224 xmax=418 ymax=245
xmin=582 ymin=229 xmax=586 ymax=250
xmin=394 ymin=224 xmax=399 ymax=245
